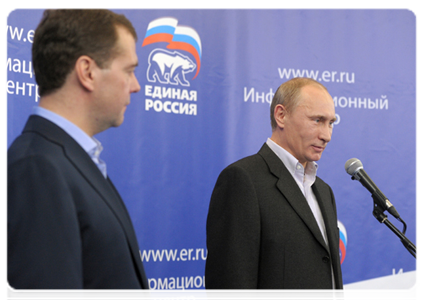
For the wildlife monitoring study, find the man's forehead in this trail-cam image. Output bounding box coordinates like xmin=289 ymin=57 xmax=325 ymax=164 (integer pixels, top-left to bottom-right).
xmin=297 ymin=87 xmax=335 ymax=115
xmin=299 ymin=87 xmax=333 ymax=105
xmin=113 ymin=27 xmax=138 ymax=60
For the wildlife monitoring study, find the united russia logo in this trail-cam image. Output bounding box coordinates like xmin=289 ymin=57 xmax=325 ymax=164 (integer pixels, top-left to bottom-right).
xmin=142 ymin=17 xmax=201 ymax=116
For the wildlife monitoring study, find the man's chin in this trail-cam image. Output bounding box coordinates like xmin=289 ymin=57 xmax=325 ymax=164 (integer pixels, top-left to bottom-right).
xmin=111 ymin=116 xmax=125 ymax=128
xmin=308 ymin=154 xmax=322 ymax=163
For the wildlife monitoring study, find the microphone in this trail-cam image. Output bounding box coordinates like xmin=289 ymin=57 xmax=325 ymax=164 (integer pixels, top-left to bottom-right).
xmin=345 ymin=158 xmax=400 ymax=219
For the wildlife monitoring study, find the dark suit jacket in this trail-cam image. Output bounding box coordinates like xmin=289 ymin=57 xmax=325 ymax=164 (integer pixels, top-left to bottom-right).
xmin=8 ymin=115 xmax=149 ymax=289
xmin=205 ymin=143 xmax=343 ymax=289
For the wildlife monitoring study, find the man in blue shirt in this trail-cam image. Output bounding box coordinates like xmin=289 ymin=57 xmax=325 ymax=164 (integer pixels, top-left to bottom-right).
xmin=8 ymin=9 xmax=148 ymax=289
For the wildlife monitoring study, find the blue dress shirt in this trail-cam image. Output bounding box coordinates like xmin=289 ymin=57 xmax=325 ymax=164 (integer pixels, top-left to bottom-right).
xmin=32 ymin=106 xmax=107 ymax=178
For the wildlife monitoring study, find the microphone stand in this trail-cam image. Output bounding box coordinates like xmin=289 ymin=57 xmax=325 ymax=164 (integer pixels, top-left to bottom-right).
xmin=372 ymin=195 xmax=416 ymax=258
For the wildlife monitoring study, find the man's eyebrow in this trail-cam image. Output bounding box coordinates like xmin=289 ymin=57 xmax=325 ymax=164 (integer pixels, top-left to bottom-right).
xmin=310 ymin=114 xmax=337 ymax=122
xmin=127 ymin=62 xmax=138 ymax=69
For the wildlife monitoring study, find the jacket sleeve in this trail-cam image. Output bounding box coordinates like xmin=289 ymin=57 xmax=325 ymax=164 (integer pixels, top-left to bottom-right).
xmin=8 ymin=155 xmax=83 ymax=289
xmin=205 ymin=164 xmax=261 ymax=288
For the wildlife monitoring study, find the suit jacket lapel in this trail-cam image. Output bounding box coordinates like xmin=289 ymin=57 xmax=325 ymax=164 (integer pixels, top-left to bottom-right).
xmin=312 ymin=179 xmax=338 ymax=248
xmin=313 ymin=179 xmax=343 ymax=288
xmin=258 ymin=143 xmax=329 ymax=252
xmin=23 ymin=115 xmax=147 ymax=286
xmin=24 ymin=116 xmax=128 ymax=225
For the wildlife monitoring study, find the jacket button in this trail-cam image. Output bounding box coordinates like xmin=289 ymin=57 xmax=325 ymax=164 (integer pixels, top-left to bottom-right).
xmin=322 ymin=256 xmax=330 ymax=263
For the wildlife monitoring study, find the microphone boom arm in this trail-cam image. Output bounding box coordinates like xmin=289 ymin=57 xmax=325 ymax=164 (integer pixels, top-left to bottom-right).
xmin=371 ymin=194 xmax=416 ymax=258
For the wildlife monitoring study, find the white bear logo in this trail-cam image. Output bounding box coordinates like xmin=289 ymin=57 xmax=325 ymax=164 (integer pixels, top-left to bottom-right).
xmin=147 ymin=49 xmax=196 ymax=86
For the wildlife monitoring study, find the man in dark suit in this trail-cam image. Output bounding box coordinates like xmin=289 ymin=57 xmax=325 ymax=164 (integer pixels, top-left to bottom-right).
xmin=8 ymin=10 xmax=148 ymax=289
xmin=205 ymin=77 xmax=343 ymax=289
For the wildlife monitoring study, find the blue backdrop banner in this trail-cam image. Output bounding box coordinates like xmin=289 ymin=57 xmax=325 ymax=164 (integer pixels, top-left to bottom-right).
xmin=7 ymin=9 xmax=416 ymax=289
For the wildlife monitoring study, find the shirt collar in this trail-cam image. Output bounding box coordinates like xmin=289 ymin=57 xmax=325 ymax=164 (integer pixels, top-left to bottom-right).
xmin=32 ymin=106 xmax=99 ymax=154
xmin=266 ymin=137 xmax=318 ymax=178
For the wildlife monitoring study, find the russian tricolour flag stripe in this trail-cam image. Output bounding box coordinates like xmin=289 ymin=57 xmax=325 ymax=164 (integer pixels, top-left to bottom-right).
xmin=338 ymin=221 xmax=348 ymax=264
xmin=146 ymin=17 xmax=178 ymax=30
xmin=172 ymin=26 xmax=202 ymax=58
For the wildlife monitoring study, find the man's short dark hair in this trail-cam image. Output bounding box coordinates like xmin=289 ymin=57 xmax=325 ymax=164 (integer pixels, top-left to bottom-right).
xmin=270 ymin=77 xmax=328 ymax=130
xmin=32 ymin=9 xmax=137 ymax=97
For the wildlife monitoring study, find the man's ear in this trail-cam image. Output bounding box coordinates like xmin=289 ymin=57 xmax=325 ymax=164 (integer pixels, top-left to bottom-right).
xmin=74 ymin=55 xmax=97 ymax=92
xmin=274 ymin=104 xmax=287 ymax=129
